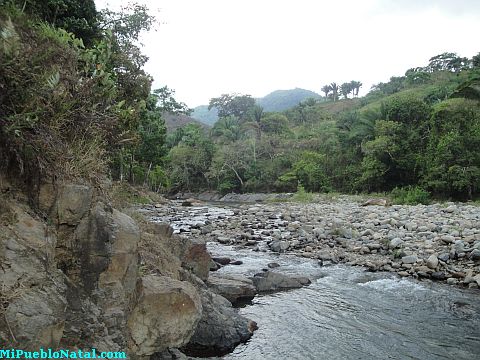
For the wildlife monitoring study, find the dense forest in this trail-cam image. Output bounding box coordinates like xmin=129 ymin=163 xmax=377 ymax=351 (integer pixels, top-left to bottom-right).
xmin=167 ymin=56 xmax=480 ymax=202
xmin=1 ymin=1 xmax=479 ymax=203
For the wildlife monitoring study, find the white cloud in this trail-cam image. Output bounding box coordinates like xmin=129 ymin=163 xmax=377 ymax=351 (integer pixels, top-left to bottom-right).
xmin=95 ymin=0 xmax=480 ymax=107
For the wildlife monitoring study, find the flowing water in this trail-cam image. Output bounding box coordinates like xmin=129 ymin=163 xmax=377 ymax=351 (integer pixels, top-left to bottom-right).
xmin=149 ymin=203 xmax=480 ymax=360
xmin=210 ymin=243 xmax=480 ymax=360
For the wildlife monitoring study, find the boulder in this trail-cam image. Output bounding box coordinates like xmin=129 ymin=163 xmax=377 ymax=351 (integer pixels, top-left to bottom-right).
xmin=251 ymin=271 xmax=311 ymax=292
xmin=362 ymin=198 xmax=388 ymax=206
xmin=270 ymin=240 xmax=289 ymax=253
xmin=183 ymin=289 xmax=257 ymax=357
xmin=128 ymin=275 xmax=202 ymax=357
xmin=179 ymin=238 xmax=212 ymax=281
xmin=207 ymin=274 xmax=256 ymax=305
xmin=212 ymin=257 xmax=231 ymax=265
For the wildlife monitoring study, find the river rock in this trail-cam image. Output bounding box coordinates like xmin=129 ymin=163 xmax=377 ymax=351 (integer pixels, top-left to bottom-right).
xmin=268 ymin=262 xmax=280 ymax=268
xmin=438 ymin=253 xmax=450 ymax=262
xmin=401 ymin=255 xmax=418 ymax=264
xmin=441 ymin=235 xmax=455 ymax=244
xmin=183 ymin=289 xmax=257 ymax=356
xmin=470 ymin=249 xmax=480 ymax=261
xmin=389 ymin=238 xmax=404 ymax=249
xmin=431 ymin=272 xmax=446 ymax=281
xmin=212 ymin=257 xmax=231 ymax=265
xmin=207 ymin=274 xmax=257 ymax=305
xmin=362 ymin=198 xmax=388 ymax=206
xmin=270 ymin=240 xmax=289 ymax=253
xmin=127 ymin=275 xmax=202 ymax=356
xmin=426 ymin=254 xmax=439 ymax=269
xmin=251 ymin=271 xmax=310 ymax=292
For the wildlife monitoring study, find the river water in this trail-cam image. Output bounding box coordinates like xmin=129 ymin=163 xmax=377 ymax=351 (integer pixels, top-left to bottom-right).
xmin=149 ymin=203 xmax=480 ymax=360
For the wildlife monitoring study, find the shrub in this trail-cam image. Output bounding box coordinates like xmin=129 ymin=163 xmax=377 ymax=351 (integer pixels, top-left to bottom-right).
xmin=292 ymin=184 xmax=314 ymax=202
xmin=391 ymin=186 xmax=431 ymax=205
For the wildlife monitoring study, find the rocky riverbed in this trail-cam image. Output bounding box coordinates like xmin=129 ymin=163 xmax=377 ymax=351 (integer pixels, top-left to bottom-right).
xmin=146 ymin=195 xmax=480 ymax=289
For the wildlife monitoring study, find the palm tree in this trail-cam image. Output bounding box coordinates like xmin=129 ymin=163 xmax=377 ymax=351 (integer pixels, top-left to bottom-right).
xmin=350 ymin=81 xmax=363 ymax=97
xmin=330 ymin=82 xmax=339 ymax=102
xmin=340 ymin=82 xmax=353 ymax=99
xmin=321 ymin=85 xmax=331 ymax=100
xmin=211 ymin=116 xmax=241 ymax=142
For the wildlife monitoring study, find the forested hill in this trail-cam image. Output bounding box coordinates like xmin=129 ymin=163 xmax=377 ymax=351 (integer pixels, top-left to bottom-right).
xmin=192 ymin=88 xmax=322 ymax=125
xmin=256 ymin=88 xmax=322 ymax=112
xmin=168 ymin=53 xmax=480 ymax=202
xmin=190 ymin=105 xmax=218 ymax=126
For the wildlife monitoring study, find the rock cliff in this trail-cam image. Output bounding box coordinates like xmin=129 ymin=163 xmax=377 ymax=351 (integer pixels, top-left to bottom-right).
xmin=0 ymin=177 xmax=255 ymax=358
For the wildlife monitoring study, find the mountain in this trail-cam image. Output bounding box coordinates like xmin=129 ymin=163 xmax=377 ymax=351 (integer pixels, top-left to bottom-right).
xmin=256 ymin=88 xmax=322 ymax=112
xmin=191 ymin=88 xmax=322 ymax=125
xmin=190 ymin=105 xmax=219 ymax=126
xmin=162 ymin=112 xmax=210 ymax=133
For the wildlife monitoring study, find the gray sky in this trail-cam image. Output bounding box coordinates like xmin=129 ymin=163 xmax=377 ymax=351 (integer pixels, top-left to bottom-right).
xmin=95 ymin=0 xmax=480 ymax=107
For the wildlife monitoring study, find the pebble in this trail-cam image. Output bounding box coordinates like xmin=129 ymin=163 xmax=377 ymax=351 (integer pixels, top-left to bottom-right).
xmin=154 ymin=196 xmax=480 ymax=289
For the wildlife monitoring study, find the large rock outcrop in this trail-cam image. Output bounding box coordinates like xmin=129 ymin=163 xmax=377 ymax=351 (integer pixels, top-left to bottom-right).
xmin=0 ymin=181 xmax=256 ymax=358
xmin=207 ymin=273 xmax=257 ymax=305
xmin=127 ymin=275 xmax=202 ymax=356
xmin=183 ymin=288 xmax=257 ymax=357
xmin=0 ymin=200 xmax=66 ymax=349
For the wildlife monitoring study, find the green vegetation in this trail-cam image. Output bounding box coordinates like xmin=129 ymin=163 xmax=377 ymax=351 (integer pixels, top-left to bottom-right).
xmin=192 ymin=88 xmax=323 ymax=125
xmin=1 ymin=1 xmax=478 ymax=204
xmin=391 ymin=186 xmax=431 ymax=205
xmin=0 ymin=1 xmax=180 ymax=194
xmin=166 ymin=52 xmax=480 ymax=202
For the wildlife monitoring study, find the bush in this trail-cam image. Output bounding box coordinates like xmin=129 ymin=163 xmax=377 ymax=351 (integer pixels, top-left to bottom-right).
xmin=292 ymin=184 xmax=313 ymax=202
xmin=391 ymin=186 xmax=431 ymax=205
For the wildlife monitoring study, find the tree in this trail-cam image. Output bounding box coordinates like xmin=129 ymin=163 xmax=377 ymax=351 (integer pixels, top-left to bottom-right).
xmin=8 ymin=0 xmax=99 ymax=45
xmin=321 ymin=84 xmax=331 ymax=100
xmin=340 ymin=82 xmax=353 ymax=99
xmin=427 ymin=52 xmax=470 ymax=73
xmin=98 ymin=3 xmax=158 ymax=106
xmin=383 ymin=93 xmax=431 ymax=124
xmin=350 ymin=80 xmax=362 ymax=97
xmin=168 ymin=124 xmax=214 ymax=190
xmin=330 ymin=82 xmax=339 ymax=101
xmin=405 ymin=68 xmax=431 ymax=85
xmin=472 ymin=52 xmax=480 ymax=68
xmin=422 ymin=98 xmax=480 ymax=199
xmin=259 ymin=113 xmax=289 ymax=134
xmin=248 ymin=105 xmax=264 ymax=123
xmin=279 ymin=151 xmax=331 ymax=192
xmin=211 ymin=116 xmax=241 ymax=143
xmin=154 ymin=86 xmax=191 ymax=115
xmin=208 ymin=93 xmax=255 ymax=121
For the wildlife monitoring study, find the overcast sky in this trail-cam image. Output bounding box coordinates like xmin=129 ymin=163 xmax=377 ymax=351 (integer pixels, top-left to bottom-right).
xmin=95 ymin=0 xmax=480 ymax=107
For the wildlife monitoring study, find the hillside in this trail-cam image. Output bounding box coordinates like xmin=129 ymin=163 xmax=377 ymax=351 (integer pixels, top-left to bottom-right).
xmin=191 ymin=105 xmax=218 ymax=126
xmin=192 ymin=88 xmax=322 ymax=125
xmin=168 ymin=52 xmax=480 ymax=200
xmin=256 ymin=88 xmax=322 ymax=112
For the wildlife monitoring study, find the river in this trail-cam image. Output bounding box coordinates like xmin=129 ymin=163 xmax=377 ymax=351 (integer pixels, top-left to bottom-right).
xmin=148 ymin=202 xmax=480 ymax=360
